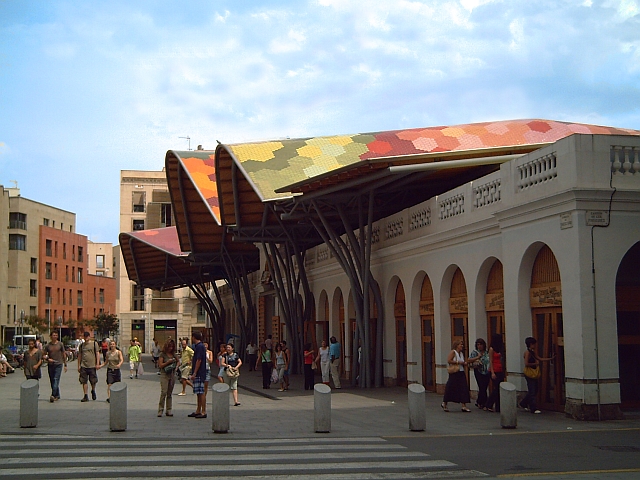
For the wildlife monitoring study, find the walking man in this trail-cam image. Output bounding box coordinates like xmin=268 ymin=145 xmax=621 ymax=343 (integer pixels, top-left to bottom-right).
xmin=44 ymin=332 xmax=67 ymax=402
xmin=188 ymin=331 xmax=207 ymax=418
xmin=329 ymin=336 xmax=341 ymax=389
xmin=128 ymin=339 xmax=141 ymax=379
xmin=78 ymin=331 xmax=101 ymax=402
xmin=178 ymin=338 xmax=193 ymax=395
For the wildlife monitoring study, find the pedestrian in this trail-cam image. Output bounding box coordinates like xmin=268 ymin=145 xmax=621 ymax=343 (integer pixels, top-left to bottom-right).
xmin=265 ymin=335 xmax=273 ymax=351
xmin=441 ymin=339 xmax=472 ymax=412
xmin=221 ymin=342 xmax=242 ymax=406
xmin=0 ymin=350 xmax=14 ymax=376
xmin=216 ymin=342 xmax=227 ymax=383
xmin=273 ymin=343 xmax=287 ymax=392
xmin=329 ymin=336 xmax=342 ymax=389
xmin=128 ymin=339 xmax=142 ymax=379
xmin=188 ymin=331 xmax=207 ymax=418
xmin=44 ymin=331 xmax=67 ymax=402
xmin=178 ymin=338 xmax=194 ymax=395
xmin=23 ymin=338 xmax=43 ymax=381
xmin=469 ymin=338 xmax=490 ymax=409
xmin=105 ymin=340 xmax=123 ymax=403
xmin=78 ymin=331 xmax=101 ymax=402
xmin=303 ymin=343 xmax=315 ymax=390
xmin=316 ymin=340 xmax=330 ymax=385
xmin=256 ymin=343 xmax=272 ymax=389
xmin=281 ymin=340 xmax=290 ymax=390
xmin=204 ymin=342 xmax=213 ymax=394
xmin=152 ymin=338 xmax=161 ymax=372
xmin=246 ymin=340 xmax=258 ymax=371
xmin=157 ymin=338 xmax=179 ymax=417
xmin=484 ymin=334 xmax=505 ymax=412
xmin=520 ymin=337 xmax=555 ymax=414
xmin=101 ymin=338 xmax=109 ymax=363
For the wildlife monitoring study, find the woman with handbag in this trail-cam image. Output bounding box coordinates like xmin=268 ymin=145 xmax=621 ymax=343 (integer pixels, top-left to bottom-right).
xmin=441 ymin=340 xmax=472 ymax=412
xmin=469 ymin=338 xmax=490 ymax=409
xmin=105 ymin=341 xmax=123 ymax=403
xmin=256 ymin=343 xmax=272 ymax=389
xmin=221 ymin=343 xmax=242 ymax=406
xmin=315 ymin=340 xmax=331 ymax=386
xmin=273 ymin=343 xmax=288 ymax=392
xmin=216 ymin=342 xmax=227 ymax=383
xmin=484 ymin=334 xmax=505 ymax=412
xmin=157 ymin=339 xmax=179 ymax=417
xmin=303 ymin=343 xmax=315 ymax=391
xmin=520 ymin=337 xmax=554 ymax=414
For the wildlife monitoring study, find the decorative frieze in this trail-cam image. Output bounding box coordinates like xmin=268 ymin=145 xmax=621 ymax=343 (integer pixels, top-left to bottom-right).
xmin=473 ymin=179 xmax=501 ymax=208
xmin=611 ymin=146 xmax=640 ymax=176
xmin=409 ymin=207 xmax=431 ymax=231
xmin=439 ymin=193 xmax=465 ymax=220
xmin=370 ymin=225 xmax=380 ymax=244
xmin=385 ymin=217 xmax=403 ymax=240
xmin=516 ymin=153 xmax=557 ymax=190
xmin=317 ymin=247 xmax=329 ymax=263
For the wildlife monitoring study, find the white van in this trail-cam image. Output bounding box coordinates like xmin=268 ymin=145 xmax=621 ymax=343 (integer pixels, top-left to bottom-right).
xmin=13 ymin=335 xmax=37 ymax=353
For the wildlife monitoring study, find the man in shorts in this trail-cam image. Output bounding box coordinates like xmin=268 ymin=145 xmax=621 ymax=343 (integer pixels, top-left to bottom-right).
xmin=178 ymin=338 xmax=193 ymax=395
xmin=188 ymin=331 xmax=207 ymax=418
xmin=128 ymin=339 xmax=141 ymax=379
xmin=78 ymin=331 xmax=101 ymax=402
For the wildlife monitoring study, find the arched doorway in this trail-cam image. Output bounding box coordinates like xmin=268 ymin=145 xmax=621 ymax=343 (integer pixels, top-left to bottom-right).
xmin=450 ymin=268 xmax=469 ymax=365
xmin=616 ymin=242 xmax=640 ymax=408
xmin=395 ymin=281 xmax=408 ymax=387
xmin=530 ymin=245 xmax=565 ymax=412
xmin=486 ymin=260 xmax=506 ymax=371
xmin=420 ymin=275 xmax=436 ymax=391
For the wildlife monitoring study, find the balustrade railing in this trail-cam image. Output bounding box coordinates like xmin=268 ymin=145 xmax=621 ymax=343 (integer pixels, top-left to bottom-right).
xmin=611 ymin=146 xmax=640 ymax=176
xmin=439 ymin=193 xmax=465 ymax=220
xmin=517 ymin=153 xmax=557 ymax=190
xmin=473 ymin=179 xmax=501 ymax=208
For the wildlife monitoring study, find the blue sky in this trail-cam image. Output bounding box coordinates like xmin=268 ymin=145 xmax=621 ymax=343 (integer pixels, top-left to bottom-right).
xmin=1 ymin=0 xmax=639 ymax=244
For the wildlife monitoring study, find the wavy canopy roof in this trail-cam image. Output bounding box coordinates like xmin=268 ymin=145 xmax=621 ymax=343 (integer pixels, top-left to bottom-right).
xmin=218 ymin=119 xmax=640 ymax=201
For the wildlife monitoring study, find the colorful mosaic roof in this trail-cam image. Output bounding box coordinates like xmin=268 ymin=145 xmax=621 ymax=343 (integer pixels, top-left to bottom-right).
xmin=172 ymin=151 xmax=220 ymax=223
xmin=223 ymin=119 xmax=640 ymax=201
xmin=126 ymin=227 xmax=184 ymax=257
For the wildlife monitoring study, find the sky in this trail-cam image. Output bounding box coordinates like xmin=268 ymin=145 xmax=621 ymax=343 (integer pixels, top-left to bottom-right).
xmin=1 ymin=0 xmax=639 ymax=244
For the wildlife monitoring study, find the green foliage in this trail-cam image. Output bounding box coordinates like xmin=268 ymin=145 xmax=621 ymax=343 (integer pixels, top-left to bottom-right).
xmin=92 ymin=313 xmax=119 ymax=339
xmin=25 ymin=315 xmax=48 ymax=335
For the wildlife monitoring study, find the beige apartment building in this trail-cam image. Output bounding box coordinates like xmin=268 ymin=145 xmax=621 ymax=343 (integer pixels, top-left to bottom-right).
xmin=116 ymin=170 xmax=205 ymax=352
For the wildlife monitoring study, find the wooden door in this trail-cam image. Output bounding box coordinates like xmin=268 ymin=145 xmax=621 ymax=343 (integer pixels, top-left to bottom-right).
xmin=395 ymin=282 xmax=407 ymax=387
xmin=421 ymin=315 xmax=436 ymax=391
xmin=532 ymin=308 xmax=565 ymax=411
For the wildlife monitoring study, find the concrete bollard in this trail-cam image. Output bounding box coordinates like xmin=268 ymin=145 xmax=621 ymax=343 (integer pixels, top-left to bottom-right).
xmin=212 ymin=383 xmax=230 ymax=433
xmin=20 ymin=379 xmax=39 ymax=428
xmin=408 ymin=383 xmax=426 ymax=431
xmin=110 ymin=382 xmax=127 ymax=432
xmin=314 ymin=383 xmax=331 ymax=433
xmin=500 ymin=382 xmax=517 ymax=429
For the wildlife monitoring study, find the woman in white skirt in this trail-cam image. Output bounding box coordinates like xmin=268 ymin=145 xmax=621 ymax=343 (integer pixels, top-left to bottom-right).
xmin=315 ymin=340 xmax=331 ymax=385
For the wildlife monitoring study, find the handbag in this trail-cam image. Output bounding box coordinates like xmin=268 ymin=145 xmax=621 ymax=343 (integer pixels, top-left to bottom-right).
xmin=447 ymin=363 xmax=459 ymax=374
xmin=271 ymin=368 xmax=279 ymax=383
xmin=163 ymin=361 xmax=177 ymax=374
xmin=311 ymin=360 xmax=317 ymax=370
xmin=137 ymin=362 xmax=144 ymax=376
xmin=226 ymin=366 xmax=240 ymax=378
xmin=524 ymin=366 xmax=541 ymax=379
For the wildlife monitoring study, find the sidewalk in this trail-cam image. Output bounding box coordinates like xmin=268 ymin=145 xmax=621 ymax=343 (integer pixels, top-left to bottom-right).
xmin=1 ymin=354 xmax=638 ymax=439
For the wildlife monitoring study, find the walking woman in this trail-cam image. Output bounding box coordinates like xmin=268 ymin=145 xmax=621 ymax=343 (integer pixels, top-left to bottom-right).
xmin=216 ymin=342 xmax=227 ymax=383
xmin=303 ymin=343 xmax=315 ymax=390
xmin=221 ymin=343 xmax=242 ymax=406
xmin=315 ymin=340 xmax=331 ymax=385
xmin=520 ymin=337 xmax=555 ymax=414
xmin=105 ymin=340 xmax=123 ymax=403
xmin=484 ymin=334 xmax=505 ymax=412
xmin=441 ymin=340 xmax=472 ymax=412
xmin=23 ymin=338 xmax=43 ymax=381
xmin=157 ymin=339 xmax=179 ymax=417
xmin=256 ymin=343 xmax=272 ymax=389
xmin=469 ymin=338 xmax=490 ymax=409
xmin=273 ymin=343 xmax=288 ymax=392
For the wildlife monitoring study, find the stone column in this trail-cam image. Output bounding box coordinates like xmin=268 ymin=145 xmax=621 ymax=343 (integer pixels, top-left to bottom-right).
xmin=110 ymin=382 xmax=127 ymax=432
xmin=20 ymin=379 xmax=39 ymax=428
xmin=500 ymin=382 xmax=517 ymax=429
xmin=314 ymin=383 xmax=331 ymax=433
xmin=212 ymin=383 xmax=230 ymax=433
xmin=408 ymin=383 xmax=426 ymax=431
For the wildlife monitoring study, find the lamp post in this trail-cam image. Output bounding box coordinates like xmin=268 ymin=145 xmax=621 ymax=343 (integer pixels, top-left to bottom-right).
xmin=20 ymin=310 xmax=25 ymax=340
xmin=58 ymin=316 xmax=63 ymax=339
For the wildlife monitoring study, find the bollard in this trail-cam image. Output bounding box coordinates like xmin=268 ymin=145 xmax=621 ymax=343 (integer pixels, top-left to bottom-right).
xmin=314 ymin=383 xmax=331 ymax=433
xmin=110 ymin=382 xmax=127 ymax=432
xmin=408 ymin=383 xmax=426 ymax=431
xmin=500 ymin=382 xmax=517 ymax=429
xmin=212 ymin=383 xmax=230 ymax=433
xmin=20 ymin=379 xmax=39 ymax=428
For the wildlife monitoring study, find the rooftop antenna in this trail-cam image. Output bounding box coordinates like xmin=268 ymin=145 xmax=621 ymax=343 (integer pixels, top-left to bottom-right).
xmin=10 ymin=180 xmax=18 ymax=188
xmin=179 ymin=136 xmax=192 ymax=151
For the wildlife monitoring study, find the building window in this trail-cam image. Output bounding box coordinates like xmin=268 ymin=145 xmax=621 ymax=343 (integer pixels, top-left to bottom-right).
xmin=197 ymin=303 xmax=206 ymax=322
xmin=46 ymin=239 xmax=52 ymax=256
xmin=77 ymin=268 xmax=83 ymax=284
xmin=132 ymin=191 xmax=146 ymax=213
xmin=43 ymin=218 xmax=50 ymax=226
xmin=72 ymin=267 xmax=75 ymax=283
xmin=9 ymin=212 xmax=27 ymax=229
xmin=77 ymin=291 xmax=83 ymax=306
xmin=93 ymin=288 xmax=97 ymax=302
xmin=62 ymin=289 xmax=66 ymax=305
xmin=69 ymin=289 xmax=73 ymax=306
xmin=9 ymin=234 xmax=27 ymax=251
xmin=99 ymin=288 xmax=105 ymax=304
xmin=69 ymin=224 xmax=73 ymax=233
xmin=65 ymin=266 xmax=69 ymax=282
xmin=161 ymin=203 xmax=172 ymax=227
xmin=96 ymin=271 xmax=104 ymax=276
xmin=30 ymin=280 xmax=37 ymax=297
xmin=55 ymin=241 xmax=58 ymax=257
xmin=96 ymin=255 xmax=105 ymax=269
xmin=78 ymin=246 xmax=84 ymax=263
xmin=54 ymin=263 xmax=58 ymax=281
xmin=72 ymin=245 xmax=75 ymax=261
xmin=132 ymin=285 xmax=145 ymax=311
xmin=30 ymin=257 xmax=37 ymax=274
xmin=63 ymin=243 xmax=66 ymax=259
xmin=45 ymin=262 xmax=52 ymax=280
xmin=45 ymin=287 xmax=52 ymax=304
xmin=132 ymin=219 xmax=145 ymax=231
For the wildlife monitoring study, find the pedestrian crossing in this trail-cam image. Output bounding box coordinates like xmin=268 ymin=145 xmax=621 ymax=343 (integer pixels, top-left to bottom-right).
xmin=0 ymin=435 xmax=487 ymax=478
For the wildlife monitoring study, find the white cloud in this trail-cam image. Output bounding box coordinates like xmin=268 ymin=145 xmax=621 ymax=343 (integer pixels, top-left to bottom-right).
xmin=269 ymin=28 xmax=307 ymax=53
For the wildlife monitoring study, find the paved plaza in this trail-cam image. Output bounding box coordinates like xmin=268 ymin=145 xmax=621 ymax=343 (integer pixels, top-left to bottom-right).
xmin=1 ymin=355 xmax=639 ymax=479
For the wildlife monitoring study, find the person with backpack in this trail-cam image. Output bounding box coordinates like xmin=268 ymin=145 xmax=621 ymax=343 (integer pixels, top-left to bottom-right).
xmin=78 ymin=331 xmax=101 ymax=402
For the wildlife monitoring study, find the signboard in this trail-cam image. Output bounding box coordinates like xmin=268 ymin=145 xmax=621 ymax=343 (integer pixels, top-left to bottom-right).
xmin=394 ymin=302 xmax=406 ymax=317
xmin=419 ymin=300 xmax=434 ymax=316
xmin=485 ymin=292 xmax=504 ymax=311
xmin=560 ymin=212 xmax=573 ymax=230
xmin=449 ymin=296 xmax=468 ymax=313
xmin=586 ymin=211 xmax=609 ymax=226
xmin=530 ymin=283 xmax=562 ymax=307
